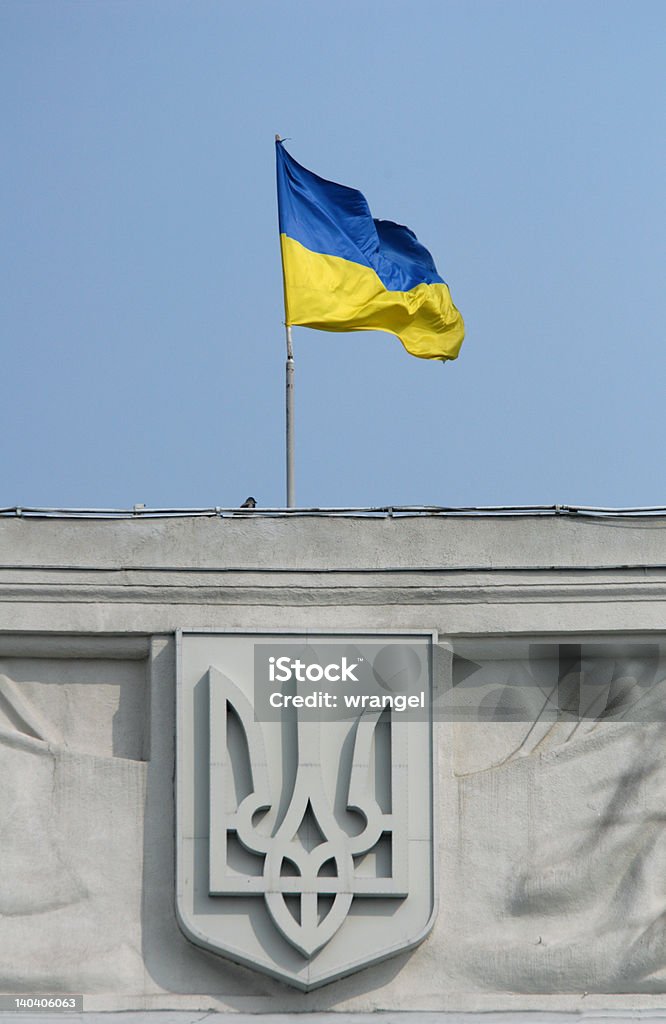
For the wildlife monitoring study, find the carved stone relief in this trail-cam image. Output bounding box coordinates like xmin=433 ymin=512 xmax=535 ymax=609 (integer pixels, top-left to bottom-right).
xmin=176 ymin=631 xmax=436 ymax=991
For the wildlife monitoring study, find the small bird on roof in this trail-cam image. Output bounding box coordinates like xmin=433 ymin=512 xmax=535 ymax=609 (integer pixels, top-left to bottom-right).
xmin=240 ymin=496 xmax=257 ymax=508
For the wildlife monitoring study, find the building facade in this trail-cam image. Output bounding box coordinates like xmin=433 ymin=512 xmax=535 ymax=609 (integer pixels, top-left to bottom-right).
xmin=2 ymin=510 xmax=666 ymax=1015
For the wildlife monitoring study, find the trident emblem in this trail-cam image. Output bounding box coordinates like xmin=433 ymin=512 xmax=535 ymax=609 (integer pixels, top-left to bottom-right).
xmin=177 ymin=630 xmax=436 ymax=990
xmin=208 ymin=666 xmax=408 ymax=956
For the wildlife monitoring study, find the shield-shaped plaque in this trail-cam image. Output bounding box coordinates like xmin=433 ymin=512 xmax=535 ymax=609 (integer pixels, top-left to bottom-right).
xmin=176 ymin=630 xmax=437 ymax=990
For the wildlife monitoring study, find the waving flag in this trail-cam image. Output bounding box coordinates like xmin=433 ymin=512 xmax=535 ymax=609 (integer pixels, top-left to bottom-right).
xmin=276 ymin=141 xmax=464 ymax=361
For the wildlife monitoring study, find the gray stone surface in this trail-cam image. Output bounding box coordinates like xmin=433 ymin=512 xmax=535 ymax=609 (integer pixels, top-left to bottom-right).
xmin=2 ymin=514 xmax=666 ymax=1012
xmin=4 ymin=1014 xmax=666 ymax=1024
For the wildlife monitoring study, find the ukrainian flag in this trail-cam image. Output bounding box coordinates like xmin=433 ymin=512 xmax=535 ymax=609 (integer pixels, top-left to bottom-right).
xmin=276 ymin=141 xmax=464 ymax=361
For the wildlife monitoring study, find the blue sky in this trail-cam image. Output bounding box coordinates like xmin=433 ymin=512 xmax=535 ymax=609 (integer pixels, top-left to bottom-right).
xmin=2 ymin=0 xmax=664 ymax=509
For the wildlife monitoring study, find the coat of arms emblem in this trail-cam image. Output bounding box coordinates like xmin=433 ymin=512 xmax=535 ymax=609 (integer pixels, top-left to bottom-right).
xmin=176 ymin=630 xmax=437 ymax=990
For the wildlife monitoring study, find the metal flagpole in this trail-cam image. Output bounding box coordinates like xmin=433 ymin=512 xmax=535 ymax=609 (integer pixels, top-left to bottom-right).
xmin=276 ymin=135 xmax=295 ymax=508
xmin=285 ymin=324 xmax=295 ymax=507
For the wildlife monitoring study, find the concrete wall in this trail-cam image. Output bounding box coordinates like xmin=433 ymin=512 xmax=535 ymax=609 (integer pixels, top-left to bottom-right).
xmin=2 ymin=514 xmax=666 ymax=1013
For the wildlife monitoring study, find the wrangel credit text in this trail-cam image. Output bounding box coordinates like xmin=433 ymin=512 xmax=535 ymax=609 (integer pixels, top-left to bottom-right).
xmin=268 ymin=691 xmax=426 ymax=710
